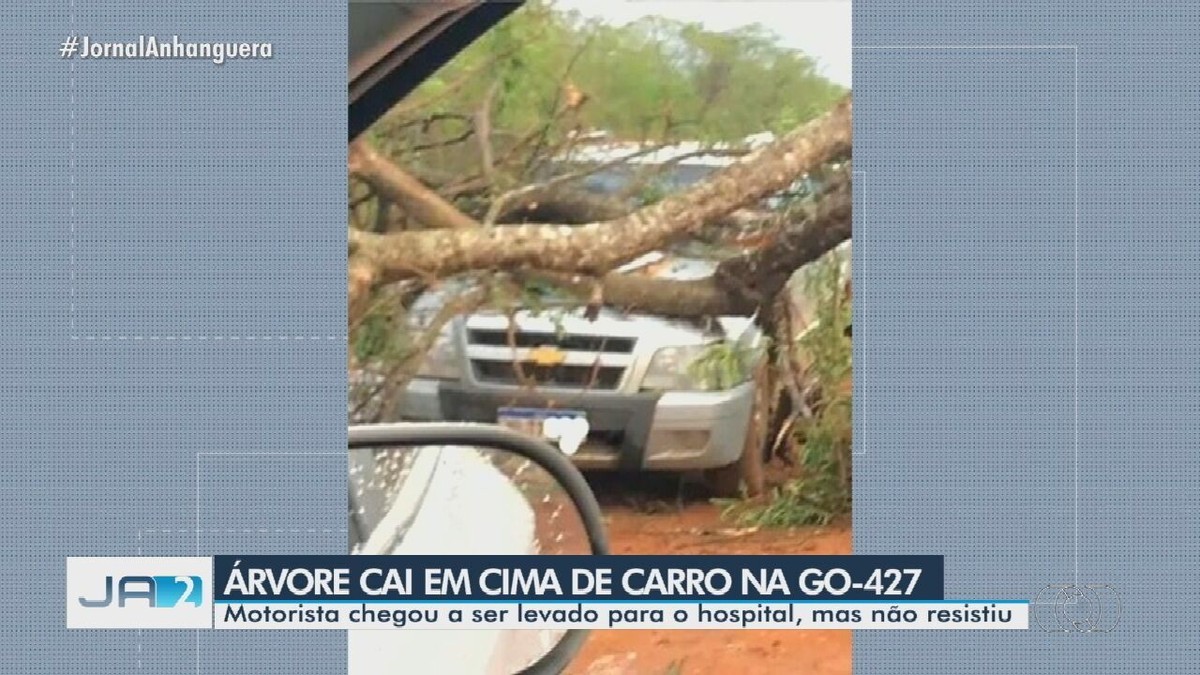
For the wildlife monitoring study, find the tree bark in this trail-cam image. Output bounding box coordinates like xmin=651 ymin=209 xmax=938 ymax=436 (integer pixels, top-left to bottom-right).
xmin=530 ymin=166 xmax=852 ymax=319
xmin=350 ymin=95 xmax=851 ymax=285
xmin=348 ymin=141 xmax=479 ymax=231
xmin=487 ymin=185 xmax=630 ymax=224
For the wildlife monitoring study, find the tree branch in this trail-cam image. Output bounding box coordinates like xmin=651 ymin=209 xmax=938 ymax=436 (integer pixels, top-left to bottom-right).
xmin=383 ymin=45 xmax=522 ymax=119
xmin=349 ymin=140 xmax=479 ymax=231
xmin=535 ymin=166 xmax=852 ymax=319
xmin=482 ymin=141 xmax=678 ymax=225
xmin=351 ymin=284 xmax=491 ymax=421
xmin=474 ymin=81 xmax=501 ymax=186
xmin=353 ymin=95 xmax=851 ymax=283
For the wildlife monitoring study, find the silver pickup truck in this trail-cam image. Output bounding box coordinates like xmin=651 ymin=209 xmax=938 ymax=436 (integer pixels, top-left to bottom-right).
xmin=377 ymin=144 xmax=799 ymax=496
xmin=349 ymin=2 xmax=846 ymax=497
xmin=399 ymin=271 xmax=763 ymax=476
xmin=386 ymin=231 xmax=849 ymax=498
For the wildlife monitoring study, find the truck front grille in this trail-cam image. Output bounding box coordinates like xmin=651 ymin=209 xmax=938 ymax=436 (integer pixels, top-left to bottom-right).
xmin=472 ymin=360 xmax=625 ymax=390
xmin=467 ymin=329 xmax=635 ymax=354
xmin=466 ymin=328 xmax=633 ymax=390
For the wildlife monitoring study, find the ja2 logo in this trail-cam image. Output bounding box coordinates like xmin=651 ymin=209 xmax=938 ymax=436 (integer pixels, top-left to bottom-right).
xmin=78 ymin=575 xmax=204 ymax=609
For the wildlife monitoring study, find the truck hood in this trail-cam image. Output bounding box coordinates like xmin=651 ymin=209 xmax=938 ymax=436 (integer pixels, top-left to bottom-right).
xmin=410 ymin=251 xmax=757 ymax=344
xmin=350 ymin=1 xmax=522 ymax=141
xmin=612 ymin=251 xmax=756 ymax=340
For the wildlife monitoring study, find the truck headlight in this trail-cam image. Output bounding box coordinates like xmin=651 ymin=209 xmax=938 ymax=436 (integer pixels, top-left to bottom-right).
xmin=642 ymin=341 xmax=763 ymax=392
xmin=641 ymin=344 xmax=719 ymax=392
xmin=415 ymin=325 xmax=462 ymax=380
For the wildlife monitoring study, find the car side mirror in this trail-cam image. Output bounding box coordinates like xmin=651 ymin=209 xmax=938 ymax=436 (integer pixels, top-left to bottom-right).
xmin=347 ymin=422 xmax=609 ymax=675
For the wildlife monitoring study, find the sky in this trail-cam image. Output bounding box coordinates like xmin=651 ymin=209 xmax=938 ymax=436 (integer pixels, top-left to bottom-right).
xmin=550 ymin=0 xmax=853 ymax=88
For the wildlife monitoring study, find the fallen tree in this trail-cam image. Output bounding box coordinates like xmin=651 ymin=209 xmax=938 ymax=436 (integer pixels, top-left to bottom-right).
xmin=348 ymin=95 xmax=852 ymax=322
xmin=349 ymin=89 xmax=853 ymax=498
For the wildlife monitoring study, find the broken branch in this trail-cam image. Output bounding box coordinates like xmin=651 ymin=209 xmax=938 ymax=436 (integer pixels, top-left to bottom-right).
xmin=353 ymin=96 xmax=852 ymax=283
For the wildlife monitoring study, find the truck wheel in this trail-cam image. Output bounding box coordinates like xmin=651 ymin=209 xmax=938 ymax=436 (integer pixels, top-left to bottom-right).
xmin=704 ymin=461 xmax=745 ymax=498
xmin=704 ymin=370 xmax=771 ymax=498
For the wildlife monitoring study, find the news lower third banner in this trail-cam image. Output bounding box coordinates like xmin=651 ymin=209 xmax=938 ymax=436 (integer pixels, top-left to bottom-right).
xmin=66 ymin=555 xmax=1029 ymax=630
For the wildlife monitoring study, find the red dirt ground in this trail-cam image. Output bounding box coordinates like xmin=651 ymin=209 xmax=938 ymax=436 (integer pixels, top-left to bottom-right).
xmin=563 ymin=474 xmax=852 ymax=675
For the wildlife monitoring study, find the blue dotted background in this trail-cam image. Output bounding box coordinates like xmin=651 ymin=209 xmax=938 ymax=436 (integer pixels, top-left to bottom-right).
xmin=856 ymin=3 xmax=1198 ymax=673
xmin=2 ymin=1 xmax=1198 ymax=674
xmin=0 ymin=1 xmax=347 ymax=674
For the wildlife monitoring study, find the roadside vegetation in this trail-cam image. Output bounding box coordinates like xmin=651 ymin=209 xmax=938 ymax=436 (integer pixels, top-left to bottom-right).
xmin=719 ymin=252 xmax=853 ymax=526
xmin=349 ymin=0 xmax=853 ymax=518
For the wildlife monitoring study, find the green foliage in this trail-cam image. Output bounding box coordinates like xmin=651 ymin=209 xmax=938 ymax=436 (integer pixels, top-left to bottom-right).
xmin=634 ymin=177 xmax=671 ymax=206
xmin=396 ymin=0 xmax=846 ymax=144
xmin=688 ymin=339 xmax=760 ymax=391
xmin=356 ymin=1 xmax=849 ymax=395
xmin=717 ymin=478 xmax=834 ymax=528
xmin=719 ymin=252 xmax=853 ymax=527
xmin=515 ymin=278 xmax=570 ymax=337
xmin=352 ymin=303 xmax=411 ymax=365
xmin=797 ymin=254 xmax=853 ymax=401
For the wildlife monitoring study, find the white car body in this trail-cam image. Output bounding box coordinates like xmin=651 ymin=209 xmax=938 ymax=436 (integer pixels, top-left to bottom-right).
xmin=348 ymin=444 xmax=560 ymax=675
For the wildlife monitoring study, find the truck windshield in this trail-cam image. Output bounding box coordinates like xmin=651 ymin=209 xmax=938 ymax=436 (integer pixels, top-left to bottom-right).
xmin=557 ymin=159 xmax=816 ymax=209
xmin=576 ymin=163 xmax=720 ymax=196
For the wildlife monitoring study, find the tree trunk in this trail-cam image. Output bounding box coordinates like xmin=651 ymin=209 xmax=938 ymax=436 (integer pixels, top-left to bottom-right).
xmin=349 ymin=141 xmax=479 ymax=231
xmin=528 ymin=166 xmax=852 ymax=319
xmin=349 ymin=95 xmax=851 ymax=292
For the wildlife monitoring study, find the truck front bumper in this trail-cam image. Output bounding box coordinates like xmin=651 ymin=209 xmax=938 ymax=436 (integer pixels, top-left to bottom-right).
xmin=393 ymin=379 xmax=755 ymax=471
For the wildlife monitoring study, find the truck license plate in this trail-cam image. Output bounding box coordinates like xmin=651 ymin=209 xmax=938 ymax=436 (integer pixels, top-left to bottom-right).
xmin=496 ymin=407 xmax=589 ymax=454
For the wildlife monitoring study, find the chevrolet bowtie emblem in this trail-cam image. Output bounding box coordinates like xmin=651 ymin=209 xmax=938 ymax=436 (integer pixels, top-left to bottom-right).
xmin=528 ymin=345 xmax=567 ymax=366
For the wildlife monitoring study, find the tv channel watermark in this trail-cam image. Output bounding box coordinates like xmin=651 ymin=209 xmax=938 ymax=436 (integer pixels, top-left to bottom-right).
xmin=66 ymin=557 xmax=213 ymax=629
